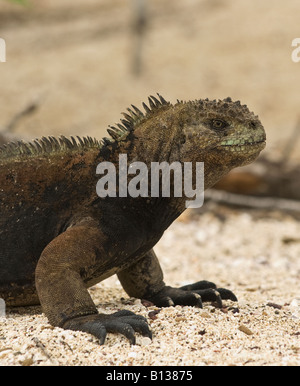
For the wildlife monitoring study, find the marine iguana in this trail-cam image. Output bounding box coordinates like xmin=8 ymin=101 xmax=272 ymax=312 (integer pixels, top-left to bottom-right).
xmin=0 ymin=95 xmax=266 ymax=344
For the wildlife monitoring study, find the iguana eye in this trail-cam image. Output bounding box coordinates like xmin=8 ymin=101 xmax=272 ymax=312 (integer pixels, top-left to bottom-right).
xmin=211 ymin=119 xmax=227 ymax=130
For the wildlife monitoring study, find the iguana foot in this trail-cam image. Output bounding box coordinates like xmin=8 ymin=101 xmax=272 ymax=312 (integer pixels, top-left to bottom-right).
xmin=62 ymin=310 xmax=152 ymax=345
xmin=147 ymin=281 xmax=237 ymax=308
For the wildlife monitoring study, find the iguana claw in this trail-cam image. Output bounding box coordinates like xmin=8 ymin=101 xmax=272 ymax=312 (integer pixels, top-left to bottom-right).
xmin=146 ymin=281 xmax=237 ymax=309
xmin=62 ymin=310 xmax=152 ymax=345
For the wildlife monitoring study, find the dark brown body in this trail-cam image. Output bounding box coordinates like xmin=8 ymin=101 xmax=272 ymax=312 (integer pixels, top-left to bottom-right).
xmin=0 ymin=147 xmax=168 ymax=308
xmin=0 ymin=148 xmax=99 ymax=305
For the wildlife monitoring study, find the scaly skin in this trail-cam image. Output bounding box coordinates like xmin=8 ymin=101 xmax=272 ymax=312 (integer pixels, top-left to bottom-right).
xmin=0 ymin=95 xmax=266 ymax=344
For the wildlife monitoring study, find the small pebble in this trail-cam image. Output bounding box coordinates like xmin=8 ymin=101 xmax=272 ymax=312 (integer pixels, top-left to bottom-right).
xmin=238 ymin=324 xmax=254 ymax=336
xmin=136 ymin=336 xmax=152 ymax=346
xmin=148 ymin=310 xmax=161 ymax=320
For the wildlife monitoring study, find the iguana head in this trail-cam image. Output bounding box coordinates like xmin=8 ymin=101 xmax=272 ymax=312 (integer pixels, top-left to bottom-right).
xmin=176 ymin=96 xmax=266 ymax=168
xmin=103 ymin=93 xmax=266 ymax=194
xmin=107 ymin=95 xmax=265 ymax=169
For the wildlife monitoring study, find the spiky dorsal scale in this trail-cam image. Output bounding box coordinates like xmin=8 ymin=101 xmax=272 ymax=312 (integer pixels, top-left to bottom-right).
xmin=142 ymin=102 xmax=151 ymax=114
xmin=0 ymin=135 xmax=102 ymax=161
xmin=130 ymin=104 xmax=144 ymax=117
xmin=148 ymin=96 xmax=156 ymax=109
xmin=0 ymin=94 xmax=171 ymax=160
xmin=107 ymin=127 xmax=121 ymax=140
xmin=106 ymin=93 xmax=171 ymax=141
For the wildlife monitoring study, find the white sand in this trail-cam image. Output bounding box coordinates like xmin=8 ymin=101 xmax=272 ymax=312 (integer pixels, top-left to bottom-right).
xmin=1 ymin=207 xmax=300 ymax=366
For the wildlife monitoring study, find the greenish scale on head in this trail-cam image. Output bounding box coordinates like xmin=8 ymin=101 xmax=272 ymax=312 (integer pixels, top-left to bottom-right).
xmin=176 ymin=96 xmax=266 ymax=168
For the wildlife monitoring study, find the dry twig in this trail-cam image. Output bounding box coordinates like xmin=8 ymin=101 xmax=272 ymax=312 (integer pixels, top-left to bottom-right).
xmin=205 ymin=189 xmax=300 ymax=213
xmin=1 ymin=100 xmax=39 ymax=134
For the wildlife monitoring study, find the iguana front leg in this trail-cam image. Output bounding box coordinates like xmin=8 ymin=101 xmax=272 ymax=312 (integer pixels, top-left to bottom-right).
xmin=117 ymin=249 xmax=237 ymax=308
xmin=35 ymin=224 xmax=151 ymax=345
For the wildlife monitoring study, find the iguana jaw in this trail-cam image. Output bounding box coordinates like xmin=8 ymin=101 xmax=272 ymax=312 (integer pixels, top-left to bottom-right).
xmin=213 ymin=129 xmax=266 ymax=167
xmin=218 ymin=138 xmax=266 ymax=153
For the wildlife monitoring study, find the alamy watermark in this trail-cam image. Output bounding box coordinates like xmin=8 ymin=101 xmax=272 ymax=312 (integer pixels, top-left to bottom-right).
xmin=96 ymin=154 xmax=204 ymax=208
xmin=292 ymin=38 xmax=300 ymax=63
xmin=0 ymin=298 xmax=6 ymax=318
xmin=0 ymin=38 xmax=6 ymax=62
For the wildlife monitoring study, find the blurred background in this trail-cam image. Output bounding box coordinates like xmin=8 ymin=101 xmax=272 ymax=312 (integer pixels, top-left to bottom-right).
xmin=0 ymin=0 xmax=300 ymax=201
xmin=2 ymin=1 xmax=300 ymax=367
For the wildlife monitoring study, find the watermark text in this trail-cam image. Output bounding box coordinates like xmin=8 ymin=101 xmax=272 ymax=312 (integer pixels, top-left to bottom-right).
xmin=0 ymin=38 xmax=6 ymax=62
xmin=96 ymin=154 xmax=204 ymax=208
xmin=292 ymin=38 xmax=300 ymax=63
xmin=0 ymin=298 xmax=6 ymax=318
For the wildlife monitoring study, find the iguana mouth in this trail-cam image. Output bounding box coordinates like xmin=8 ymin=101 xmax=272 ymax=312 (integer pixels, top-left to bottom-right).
xmin=219 ymin=137 xmax=266 ymax=152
